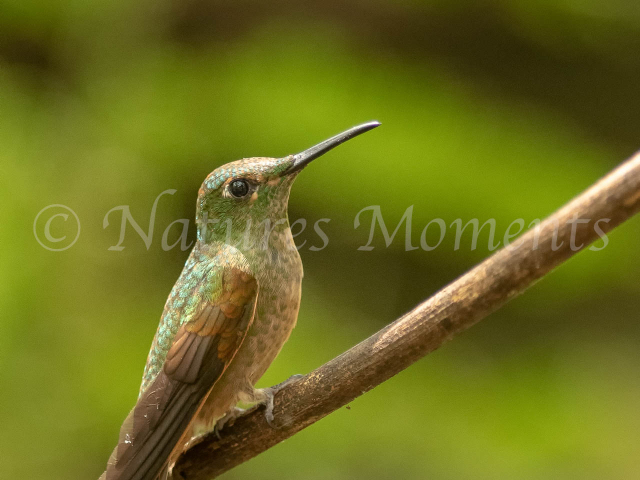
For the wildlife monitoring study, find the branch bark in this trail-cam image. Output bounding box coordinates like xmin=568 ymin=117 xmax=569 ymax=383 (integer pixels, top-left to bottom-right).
xmin=175 ymin=152 xmax=640 ymax=479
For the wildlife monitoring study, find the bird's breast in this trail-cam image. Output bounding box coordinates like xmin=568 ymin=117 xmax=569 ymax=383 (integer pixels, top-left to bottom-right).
xmin=241 ymin=243 xmax=303 ymax=383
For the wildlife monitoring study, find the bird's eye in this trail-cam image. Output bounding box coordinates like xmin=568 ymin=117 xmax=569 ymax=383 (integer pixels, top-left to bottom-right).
xmin=229 ymin=179 xmax=250 ymax=198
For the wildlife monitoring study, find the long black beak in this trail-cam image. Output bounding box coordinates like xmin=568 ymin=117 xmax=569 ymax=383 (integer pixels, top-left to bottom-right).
xmin=285 ymin=121 xmax=380 ymax=175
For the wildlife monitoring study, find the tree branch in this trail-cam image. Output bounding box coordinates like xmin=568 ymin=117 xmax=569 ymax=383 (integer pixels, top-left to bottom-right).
xmin=175 ymin=152 xmax=640 ymax=479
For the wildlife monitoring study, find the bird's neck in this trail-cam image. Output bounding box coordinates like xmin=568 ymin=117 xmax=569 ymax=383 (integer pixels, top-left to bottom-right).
xmin=197 ymin=210 xmax=296 ymax=261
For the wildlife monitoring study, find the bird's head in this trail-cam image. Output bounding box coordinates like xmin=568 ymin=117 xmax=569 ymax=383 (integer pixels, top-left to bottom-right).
xmin=196 ymin=121 xmax=380 ymax=247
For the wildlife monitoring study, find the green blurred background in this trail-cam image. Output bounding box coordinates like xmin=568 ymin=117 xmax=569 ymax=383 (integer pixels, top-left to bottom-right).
xmin=2 ymin=0 xmax=640 ymax=478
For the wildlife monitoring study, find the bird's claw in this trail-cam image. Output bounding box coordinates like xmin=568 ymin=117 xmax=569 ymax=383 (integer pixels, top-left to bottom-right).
xmin=213 ymin=406 xmax=246 ymax=440
xmin=259 ymin=374 xmax=304 ymax=428
xmin=272 ymin=374 xmax=305 ymax=392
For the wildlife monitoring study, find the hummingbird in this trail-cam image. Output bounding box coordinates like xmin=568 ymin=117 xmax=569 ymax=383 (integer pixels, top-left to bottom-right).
xmin=100 ymin=121 xmax=380 ymax=480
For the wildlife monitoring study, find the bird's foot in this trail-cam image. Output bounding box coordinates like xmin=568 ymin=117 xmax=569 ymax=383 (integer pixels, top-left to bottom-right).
xmin=166 ymin=464 xmax=184 ymax=480
xmin=255 ymin=374 xmax=304 ymax=427
xmin=213 ymin=406 xmax=246 ymax=440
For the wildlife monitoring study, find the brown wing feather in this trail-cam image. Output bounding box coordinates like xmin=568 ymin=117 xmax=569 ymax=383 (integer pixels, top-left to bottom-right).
xmin=101 ymin=267 xmax=257 ymax=480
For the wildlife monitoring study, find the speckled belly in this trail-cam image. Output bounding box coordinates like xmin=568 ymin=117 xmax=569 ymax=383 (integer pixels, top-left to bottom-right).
xmin=190 ymin=267 xmax=302 ymax=432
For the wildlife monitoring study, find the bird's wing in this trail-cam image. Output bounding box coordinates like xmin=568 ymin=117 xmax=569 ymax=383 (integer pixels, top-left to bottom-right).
xmin=101 ymin=265 xmax=258 ymax=480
